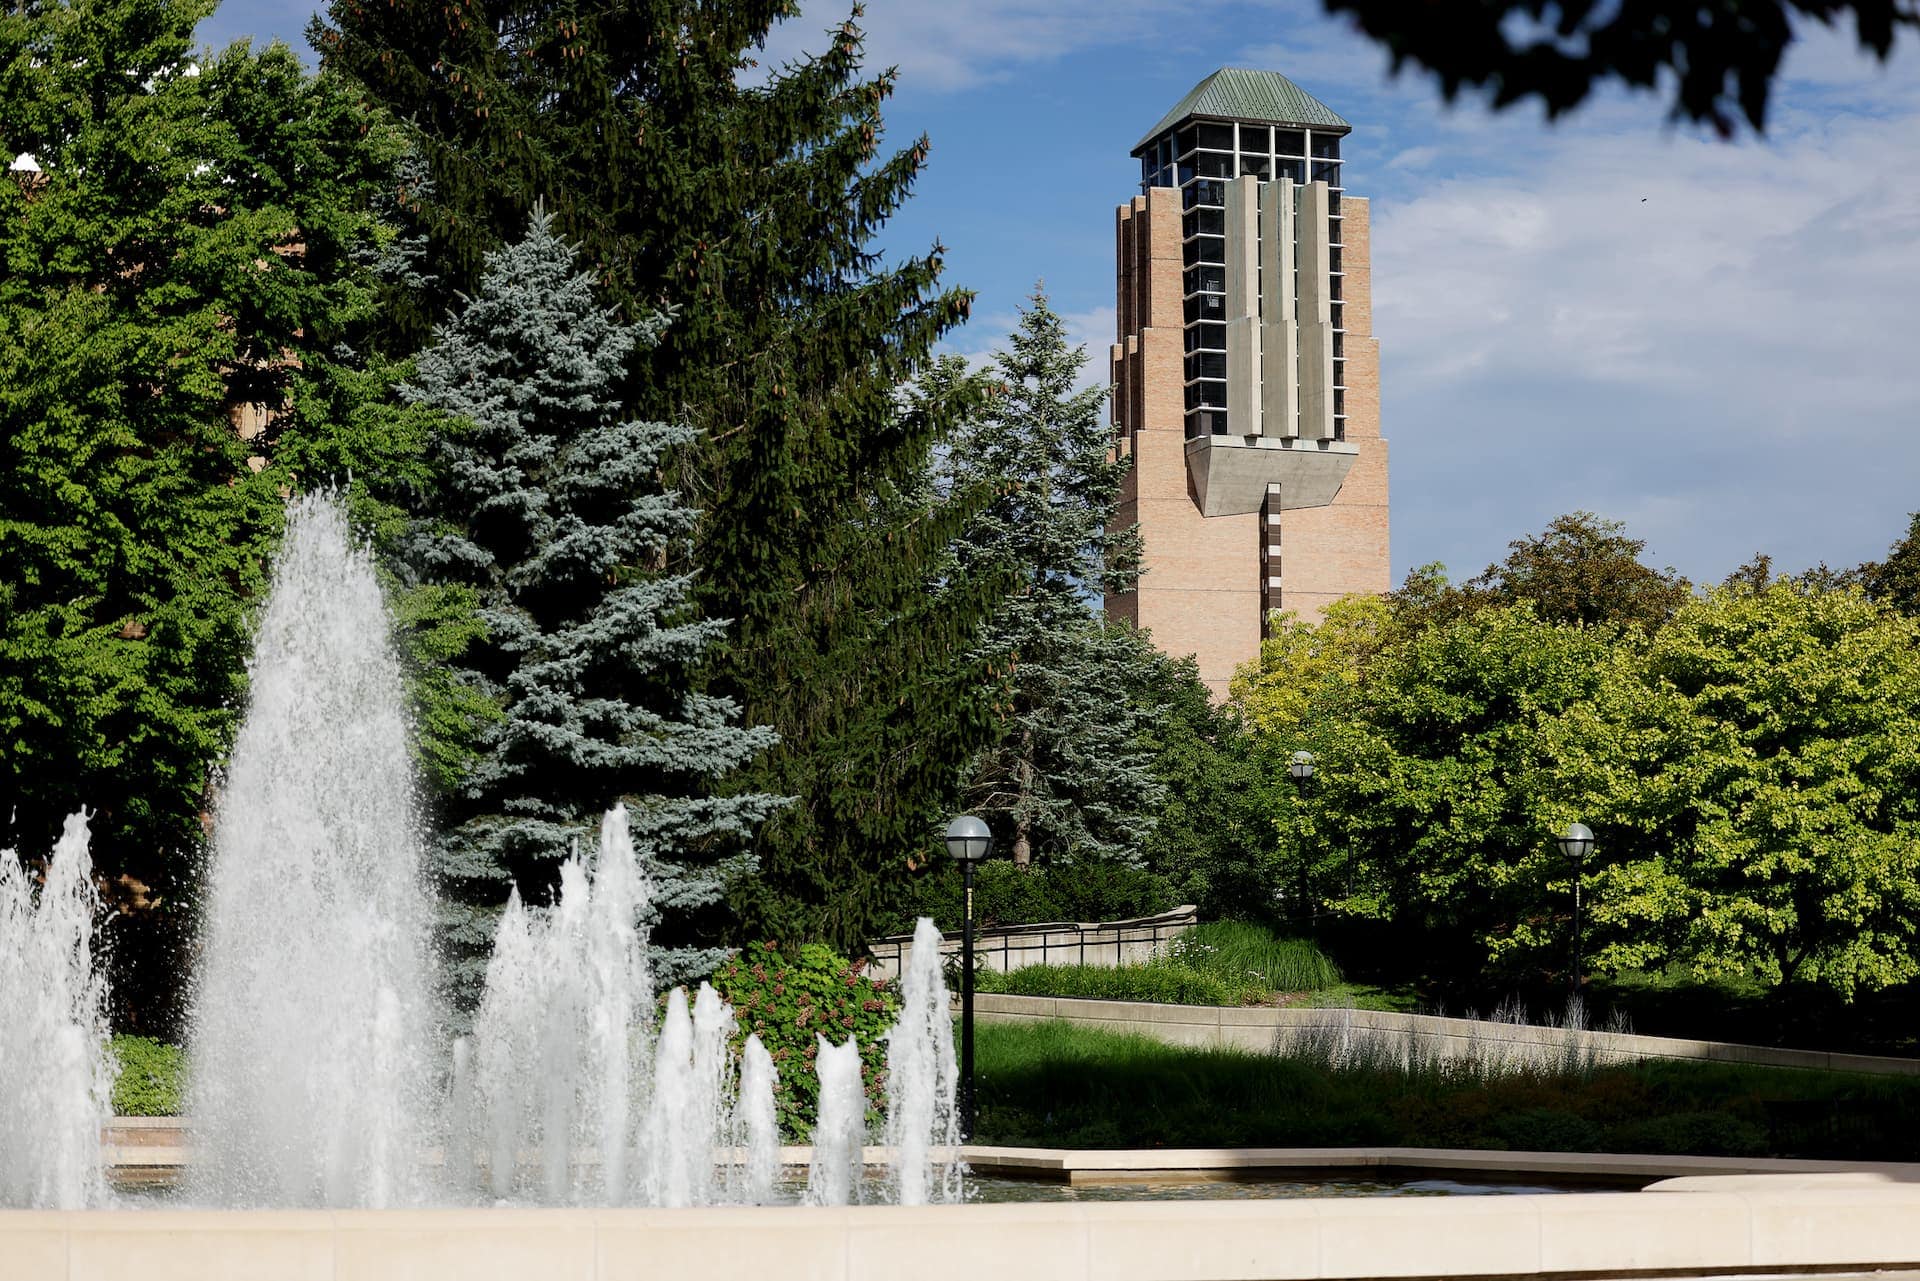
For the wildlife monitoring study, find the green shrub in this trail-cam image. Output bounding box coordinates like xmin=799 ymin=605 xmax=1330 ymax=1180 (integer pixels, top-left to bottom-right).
xmin=1490 ymin=1107 xmax=1603 ymax=1153
xmin=975 ymin=961 xmax=1253 ymax=1006
xmin=711 ymin=940 xmax=900 ymax=1141
xmin=1609 ymin=1110 xmax=1767 ymax=1156
xmin=1173 ymin=921 xmax=1342 ymax=992
xmin=889 ymin=861 xmax=1176 ymax=934
xmin=110 ymin=1035 xmax=185 ymax=1116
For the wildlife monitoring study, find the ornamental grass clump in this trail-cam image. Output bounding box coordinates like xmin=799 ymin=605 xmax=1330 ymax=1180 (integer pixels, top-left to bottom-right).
xmin=711 ymin=941 xmax=901 ymax=1141
xmin=1172 ymin=921 xmax=1342 ymax=993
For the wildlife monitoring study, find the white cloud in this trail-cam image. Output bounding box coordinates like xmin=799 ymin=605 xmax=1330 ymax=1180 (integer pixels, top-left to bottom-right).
xmin=1387 ymin=145 xmax=1441 ymax=170
xmin=938 ymin=301 xmax=1117 ymax=398
xmin=1370 ymin=51 xmax=1920 ymax=580
xmin=761 ymin=0 xmax=1180 ymax=92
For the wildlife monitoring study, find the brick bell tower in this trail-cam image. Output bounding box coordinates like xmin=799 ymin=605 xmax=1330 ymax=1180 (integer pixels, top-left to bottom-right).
xmin=1107 ymin=68 xmax=1390 ymax=699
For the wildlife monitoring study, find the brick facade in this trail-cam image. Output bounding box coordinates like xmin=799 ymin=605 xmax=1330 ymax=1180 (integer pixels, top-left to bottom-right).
xmin=1108 ymin=190 xmax=1389 ymax=700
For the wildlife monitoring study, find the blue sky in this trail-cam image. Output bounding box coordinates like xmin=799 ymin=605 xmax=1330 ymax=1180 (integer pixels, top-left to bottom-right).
xmin=203 ymin=0 xmax=1920 ymax=586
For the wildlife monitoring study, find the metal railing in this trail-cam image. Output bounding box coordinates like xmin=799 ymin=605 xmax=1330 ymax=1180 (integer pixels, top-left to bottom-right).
xmin=864 ymin=907 xmax=1199 ymax=982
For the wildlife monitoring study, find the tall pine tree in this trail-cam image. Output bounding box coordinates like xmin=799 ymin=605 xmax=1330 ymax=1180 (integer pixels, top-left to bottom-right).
xmin=317 ymin=4 xmax=1002 ymax=947
xmin=401 ymin=209 xmax=782 ymax=992
xmin=933 ymin=290 xmax=1164 ymax=867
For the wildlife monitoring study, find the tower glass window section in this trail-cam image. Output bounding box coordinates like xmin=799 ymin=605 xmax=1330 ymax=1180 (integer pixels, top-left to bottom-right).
xmin=1141 ymin=120 xmax=1344 ymax=439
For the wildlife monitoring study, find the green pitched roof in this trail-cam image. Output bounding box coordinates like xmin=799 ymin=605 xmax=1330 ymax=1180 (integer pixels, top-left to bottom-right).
xmin=1132 ymin=68 xmax=1350 ymax=154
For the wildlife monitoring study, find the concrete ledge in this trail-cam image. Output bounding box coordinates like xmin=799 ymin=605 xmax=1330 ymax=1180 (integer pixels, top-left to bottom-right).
xmin=962 ymin=1144 xmax=1920 ymax=1186
xmin=972 ymin=993 xmax=1920 ymax=1076
xmin=9 ymin=1178 xmax=1920 ymax=1280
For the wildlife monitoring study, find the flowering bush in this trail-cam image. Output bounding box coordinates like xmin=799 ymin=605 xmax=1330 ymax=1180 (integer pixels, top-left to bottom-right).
xmin=712 ymin=940 xmax=901 ymax=1141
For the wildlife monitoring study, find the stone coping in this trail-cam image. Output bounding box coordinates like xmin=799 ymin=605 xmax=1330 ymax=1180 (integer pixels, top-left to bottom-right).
xmin=9 ymin=1176 xmax=1920 ymax=1280
xmin=962 ymin=1144 xmax=1920 ymax=1186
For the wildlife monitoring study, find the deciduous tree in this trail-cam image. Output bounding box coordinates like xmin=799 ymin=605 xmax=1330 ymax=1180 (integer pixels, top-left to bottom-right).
xmin=0 ymin=3 xmax=415 ymax=1029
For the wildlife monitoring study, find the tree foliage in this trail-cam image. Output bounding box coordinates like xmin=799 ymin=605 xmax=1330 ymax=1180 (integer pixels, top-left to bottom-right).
xmin=401 ymin=210 xmax=783 ymax=994
xmin=1859 ymin=511 xmax=1920 ymax=617
xmin=1387 ymin=512 xmax=1691 ymax=635
xmin=1300 ymin=604 xmax=1616 ymax=969
xmin=1139 ymin=655 xmax=1287 ymax=923
xmin=1553 ymin=583 xmax=1920 ymax=995
xmin=1230 ymin=595 xmax=1394 ymax=739
xmin=1239 ymin=568 xmax=1920 ymax=997
xmin=321 ymin=2 xmax=1000 ymax=951
xmin=0 ymin=1 xmax=414 ymax=1030
xmin=1322 ymin=0 xmax=1920 ymax=136
xmin=1469 ymin=511 xmax=1692 ymax=629
xmin=935 ymin=292 xmax=1158 ymax=868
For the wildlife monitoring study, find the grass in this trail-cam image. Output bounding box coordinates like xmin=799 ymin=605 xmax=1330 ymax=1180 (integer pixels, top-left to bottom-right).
xmin=976 ymin=961 xmax=1251 ymax=1006
xmin=1305 ymin=981 xmax=1423 ymax=1013
xmin=972 ymin=1018 xmax=1920 ymax=1161
xmin=972 ymin=921 xmax=1348 ymax=1008
xmin=1172 ymin=921 xmax=1342 ymax=992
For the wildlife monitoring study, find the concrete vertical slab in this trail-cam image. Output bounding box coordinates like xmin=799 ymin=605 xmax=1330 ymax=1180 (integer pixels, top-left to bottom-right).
xmin=332 ymin=1208 xmax=595 ymax=1281
xmin=597 ymin=1208 xmax=849 ymax=1281
xmin=1536 ymin=1191 xmax=1751 ymax=1272
xmin=1086 ymin=1201 xmax=1320 ymax=1281
xmin=1744 ymin=1185 xmax=1920 ymax=1267
xmin=1314 ymin=1195 xmax=1543 ymax=1277
xmin=845 ymin=1205 xmax=1089 ymax=1281
xmin=0 ymin=1214 xmax=70 ymax=1281
xmin=65 ymin=1211 xmax=334 ymax=1281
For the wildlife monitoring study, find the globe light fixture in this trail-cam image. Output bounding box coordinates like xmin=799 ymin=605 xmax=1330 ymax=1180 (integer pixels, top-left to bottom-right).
xmin=1288 ymin=750 xmax=1316 ymax=781
xmin=943 ymin=814 xmax=992 ymax=863
xmin=1555 ymin=821 xmax=1595 ymax=996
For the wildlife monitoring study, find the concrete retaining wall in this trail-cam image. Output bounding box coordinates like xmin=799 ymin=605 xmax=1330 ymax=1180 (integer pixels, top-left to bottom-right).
xmin=971 ymin=993 xmax=1920 ymax=1076
xmin=7 ymin=1178 xmax=1920 ymax=1280
xmin=865 ymin=908 xmax=1197 ymax=982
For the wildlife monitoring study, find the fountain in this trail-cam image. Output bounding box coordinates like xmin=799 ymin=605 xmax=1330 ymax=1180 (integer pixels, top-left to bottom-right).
xmin=2 ymin=500 xmax=1895 ymax=1281
xmin=184 ymin=492 xmax=435 ymax=1209
xmin=0 ymin=491 xmax=962 ymax=1212
xmin=803 ymin=1035 xmax=868 ymax=1206
xmin=883 ymin=916 xmax=963 ymax=1205
xmin=0 ymin=811 xmax=113 ymax=1209
xmin=734 ymin=1034 xmax=780 ymax=1203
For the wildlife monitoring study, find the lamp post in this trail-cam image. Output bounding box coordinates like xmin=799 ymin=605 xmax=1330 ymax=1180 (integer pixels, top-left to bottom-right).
xmin=944 ymin=814 xmax=992 ymax=1139
xmin=1556 ymin=821 xmax=1595 ymax=996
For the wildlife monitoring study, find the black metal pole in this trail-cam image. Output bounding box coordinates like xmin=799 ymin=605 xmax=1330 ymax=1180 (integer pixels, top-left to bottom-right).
xmin=960 ymin=859 xmax=976 ymax=1140
xmin=1571 ymin=858 xmax=1583 ymax=999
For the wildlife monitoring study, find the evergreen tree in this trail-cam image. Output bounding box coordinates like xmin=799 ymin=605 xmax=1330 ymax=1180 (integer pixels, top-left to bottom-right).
xmin=0 ymin=4 xmax=415 ymax=1031
xmin=936 ymin=290 xmax=1160 ymax=867
xmin=318 ymin=5 xmax=1001 ymax=949
xmin=401 ymin=209 xmax=782 ymax=993
xmin=1139 ymin=655 xmax=1286 ymax=922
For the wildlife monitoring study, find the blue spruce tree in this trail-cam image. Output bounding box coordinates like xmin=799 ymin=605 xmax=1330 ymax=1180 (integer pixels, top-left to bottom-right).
xmin=402 ymin=208 xmax=782 ymax=996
